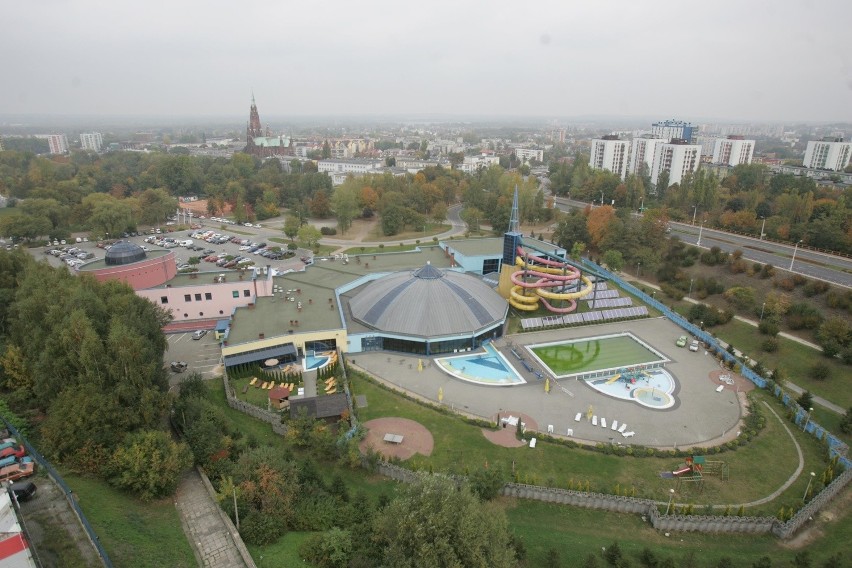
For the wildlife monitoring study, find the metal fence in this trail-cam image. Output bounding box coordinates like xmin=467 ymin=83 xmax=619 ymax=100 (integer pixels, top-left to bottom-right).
xmin=581 ymin=260 xmax=850 ymax=468
xmin=0 ymin=418 xmax=112 ymax=568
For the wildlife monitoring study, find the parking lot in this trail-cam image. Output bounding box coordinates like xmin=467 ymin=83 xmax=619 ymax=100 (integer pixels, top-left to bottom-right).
xmin=166 ymin=330 xmax=223 ymax=386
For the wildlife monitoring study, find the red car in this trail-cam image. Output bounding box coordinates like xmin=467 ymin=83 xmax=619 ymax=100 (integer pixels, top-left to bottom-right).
xmin=0 ymin=445 xmax=25 ymax=459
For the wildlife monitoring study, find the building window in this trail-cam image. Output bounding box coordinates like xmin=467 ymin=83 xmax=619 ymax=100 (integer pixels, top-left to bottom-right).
xmin=161 ymin=296 xmax=168 ymax=304
xmin=219 ymin=310 xmax=224 ymax=314
xmin=199 ymin=312 xmax=204 ymax=317
xmin=243 ymin=290 xmax=251 ymax=297
xmin=184 ymin=294 xmax=192 ymax=302
xmin=184 ymin=313 xmax=188 ymax=318
xmin=205 ymin=292 xmax=212 ymax=300
xmin=195 ymin=293 xmax=202 ymax=301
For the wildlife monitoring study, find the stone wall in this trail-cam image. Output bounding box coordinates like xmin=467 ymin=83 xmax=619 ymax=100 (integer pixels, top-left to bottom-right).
xmin=648 ymin=507 xmax=776 ymax=534
xmin=222 ymin=374 xmax=287 ymax=436
xmin=773 ymin=467 xmax=852 ymax=539
xmin=500 ymin=483 xmax=652 ymax=515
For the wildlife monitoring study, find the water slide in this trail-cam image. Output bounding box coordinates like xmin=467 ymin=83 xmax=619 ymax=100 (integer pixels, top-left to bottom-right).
xmin=508 ymin=247 xmax=594 ymax=312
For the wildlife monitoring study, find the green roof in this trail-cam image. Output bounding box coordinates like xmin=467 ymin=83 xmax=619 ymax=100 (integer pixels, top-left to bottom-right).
xmin=442 ymin=238 xmax=502 ymax=257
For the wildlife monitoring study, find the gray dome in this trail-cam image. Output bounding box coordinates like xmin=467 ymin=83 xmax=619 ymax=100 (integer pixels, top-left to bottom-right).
xmin=350 ymin=264 xmax=507 ymax=337
xmin=105 ymin=241 xmax=146 ymax=266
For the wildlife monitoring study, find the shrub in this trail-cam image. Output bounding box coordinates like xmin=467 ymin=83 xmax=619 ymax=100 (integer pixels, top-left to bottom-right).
xmin=320 ymin=226 xmax=337 ymax=235
xmin=660 ymin=283 xmax=684 ymax=300
xmin=786 ymin=303 xmax=823 ymax=330
xmin=761 ymin=338 xmax=779 ymax=353
xmin=723 ymin=286 xmax=756 ymax=311
xmin=758 ymin=320 xmax=779 ymax=336
xmin=809 ymin=363 xmax=831 ymax=381
xmin=107 ymin=430 xmax=193 ymax=501
xmin=802 ymin=280 xmax=829 ymax=297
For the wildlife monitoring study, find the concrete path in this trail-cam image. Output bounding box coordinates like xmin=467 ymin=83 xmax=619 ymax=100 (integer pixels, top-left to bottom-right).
xmin=630 ymin=278 xmax=844 ymax=415
xmin=175 ymin=469 xmax=250 ymax=568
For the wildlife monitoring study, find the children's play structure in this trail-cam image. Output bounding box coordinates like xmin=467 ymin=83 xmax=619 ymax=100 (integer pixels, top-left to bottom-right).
xmin=659 ymin=456 xmax=729 ymax=491
xmin=605 ymin=367 xmax=650 ymax=387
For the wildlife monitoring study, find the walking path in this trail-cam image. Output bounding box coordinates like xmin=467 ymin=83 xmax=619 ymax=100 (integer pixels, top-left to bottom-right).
xmin=175 ymin=469 xmax=250 ymax=568
xmin=631 ymin=278 xmax=844 ymax=415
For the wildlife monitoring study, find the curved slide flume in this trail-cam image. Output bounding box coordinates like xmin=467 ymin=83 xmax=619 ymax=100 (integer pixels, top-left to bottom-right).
xmin=507 ymin=247 xmax=594 ymax=313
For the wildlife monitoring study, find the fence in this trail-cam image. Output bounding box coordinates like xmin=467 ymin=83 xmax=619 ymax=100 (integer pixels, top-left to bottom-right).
xmin=222 ymin=374 xmax=287 ymax=436
xmin=0 ymin=418 xmax=112 ymax=567
xmin=582 ymin=260 xmax=850 ymax=468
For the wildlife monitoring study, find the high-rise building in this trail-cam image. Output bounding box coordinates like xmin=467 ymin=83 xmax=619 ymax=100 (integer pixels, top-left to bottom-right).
xmin=46 ymin=134 xmax=69 ymax=155
xmin=589 ymin=135 xmax=629 ymax=179
xmin=651 ymin=119 xmax=698 ymax=144
xmin=803 ymin=138 xmax=852 ymax=171
xmin=712 ymin=136 xmax=755 ymax=167
xmin=80 ymin=132 xmax=103 ymax=152
xmin=651 ymin=140 xmax=701 ymax=188
xmin=628 ymin=135 xmax=662 ymax=176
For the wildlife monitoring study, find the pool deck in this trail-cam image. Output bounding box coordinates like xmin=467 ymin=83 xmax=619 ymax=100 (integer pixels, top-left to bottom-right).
xmin=348 ymin=318 xmax=744 ymax=449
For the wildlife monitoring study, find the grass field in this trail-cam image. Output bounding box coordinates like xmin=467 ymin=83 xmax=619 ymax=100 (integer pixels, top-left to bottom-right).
xmin=530 ymin=334 xmax=665 ymax=377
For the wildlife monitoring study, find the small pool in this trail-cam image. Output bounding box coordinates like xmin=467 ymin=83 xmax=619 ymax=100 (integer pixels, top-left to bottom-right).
xmin=304 ymin=355 xmax=330 ymax=371
xmin=436 ymin=343 xmax=526 ymax=386
xmin=586 ymin=368 xmax=676 ymax=409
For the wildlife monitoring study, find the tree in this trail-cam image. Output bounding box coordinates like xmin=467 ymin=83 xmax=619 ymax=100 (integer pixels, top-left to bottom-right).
xmin=331 ymin=183 xmax=359 ymax=235
xmin=299 ymin=528 xmax=352 ymax=568
xmin=373 ymin=474 xmax=516 ymax=568
xmin=816 ymin=316 xmax=851 ymax=354
xmin=107 ymin=430 xmax=192 ymax=501
xmin=310 ymin=190 xmax=333 ymax=218
xmin=297 ymin=225 xmax=322 ymax=249
xmin=89 ymin=196 xmax=134 ymax=237
xmin=322 ymin=140 xmax=331 ymax=159
xmin=840 ymin=408 xmax=852 ymax=434
xmin=460 ymin=206 xmax=484 ymax=234
xmin=602 ymin=250 xmax=625 ymax=272
xmin=381 ymin=205 xmax=406 ymax=236
xmin=544 ymin=547 xmax=562 ymax=568
xmin=603 ymin=541 xmax=623 ymax=566
xmin=137 ymin=188 xmax=178 ymax=226
xmin=283 ymin=215 xmax=301 ymax=240
xmin=586 ymin=205 xmax=616 ymax=250
xmin=469 ymin=463 xmax=505 ymax=501
xmin=797 ymin=391 xmax=814 ymax=410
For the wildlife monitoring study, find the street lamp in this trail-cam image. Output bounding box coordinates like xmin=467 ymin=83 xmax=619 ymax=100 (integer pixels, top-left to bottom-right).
xmin=688 ymin=278 xmax=694 ymax=298
xmin=636 ymin=262 xmax=641 ymax=277
xmin=802 ymin=471 xmax=815 ymax=503
xmin=759 ymin=216 xmax=766 ymax=240
xmin=697 ymin=218 xmax=705 ymax=247
xmin=691 ymin=205 xmax=698 ymax=226
xmin=639 ymin=196 xmax=645 ymax=212
xmin=600 ymin=190 xmax=605 ymax=208
xmin=803 ymin=407 xmax=814 ymax=431
xmin=789 ymin=240 xmax=803 ymax=271
xmin=665 ymin=488 xmax=675 ymax=515
xmin=760 ymin=302 xmax=766 ymax=321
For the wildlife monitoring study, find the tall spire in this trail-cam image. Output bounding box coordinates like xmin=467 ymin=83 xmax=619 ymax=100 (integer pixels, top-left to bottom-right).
xmin=509 ymin=185 xmax=520 ymax=233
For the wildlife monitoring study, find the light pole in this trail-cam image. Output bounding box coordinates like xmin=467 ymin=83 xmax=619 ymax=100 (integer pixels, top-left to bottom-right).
xmin=636 ymin=262 xmax=641 ymax=277
xmin=760 ymin=302 xmax=766 ymax=321
xmin=665 ymin=488 xmax=675 ymax=515
xmin=803 ymin=407 xmax=814 ymax=431
xmin=600 ymin=190 xmax=605 ymax=208
xmin=639 ymin=196 xmax=644 ymax=212
xmin=802 ymin=471 xmax=815 ymax=503
xmin=697 ymin=218 xmax=705 ymax=247
xmin=759 ymin=216 xmax=766 ymax=240
xmin=691 ymin=205 xmax=698 ymax=226
xmin=688 ymin=278 xmax=694 ymax=298
xmin=789 ymin=240 xmax=803 ymax=271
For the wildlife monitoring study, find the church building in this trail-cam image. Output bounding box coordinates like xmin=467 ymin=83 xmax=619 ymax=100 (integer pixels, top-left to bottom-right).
xmin=243 ymin=95 xmax=293 ymax=158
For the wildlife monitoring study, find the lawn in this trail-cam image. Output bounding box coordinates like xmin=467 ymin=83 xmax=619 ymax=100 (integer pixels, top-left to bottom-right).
xmin=530 ymin=334 xmax=665 ymax=377
xmin=350 ymin=374 xmax=829 ymax=515
xmin=367 ymin=223 xmax=450 ymax=242
xmin=712 ymin=318 xmax=852 ymax=409
xmin=63 ymin=472 xmax=196 ymax=568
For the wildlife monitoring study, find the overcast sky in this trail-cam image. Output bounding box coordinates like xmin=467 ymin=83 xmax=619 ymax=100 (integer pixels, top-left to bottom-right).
xmin=3 ymin=0 xmax=851 ymax=123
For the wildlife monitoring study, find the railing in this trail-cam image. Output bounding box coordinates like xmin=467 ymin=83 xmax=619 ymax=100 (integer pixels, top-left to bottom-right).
xmin=0 ymin=418 xmax=112 ymax=567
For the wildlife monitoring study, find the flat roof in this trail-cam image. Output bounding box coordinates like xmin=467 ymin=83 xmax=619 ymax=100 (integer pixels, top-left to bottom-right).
xmin=225 ymin=247 xmax=454 ymax=344
xmin=443 ymin=238 xmax=502 ymax=257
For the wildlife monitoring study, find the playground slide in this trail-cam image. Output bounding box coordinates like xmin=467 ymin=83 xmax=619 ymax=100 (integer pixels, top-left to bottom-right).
xmin=507 ymin=247 xmax=594 ymax=313
xmin=672 ymin=466 xmax=691 ymax=476
xmin=605 ymin=374 xmax=622 ymax=385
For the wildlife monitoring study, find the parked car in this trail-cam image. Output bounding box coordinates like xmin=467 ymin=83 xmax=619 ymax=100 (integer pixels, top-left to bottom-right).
xmin=9 ymin=481 xmax=36 ymax=502
xmin=0 ymin=445 xmax=26 ymax=460
xmin=192 ymin=329 xmax=208 ymax=340
xmin=689 ymin=340 xmax=700 ymax=352
xmin=0 ymin=460 xmax=36 ymax=483
xmin=170 ymin=361 xmax=188 ymax=373
xmin=676 ymin=336 xmax=688 ymax=348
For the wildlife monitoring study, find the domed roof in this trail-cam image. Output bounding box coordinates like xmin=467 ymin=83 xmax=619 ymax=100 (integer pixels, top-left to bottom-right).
xmin=349 ymin=263 xmax=507 ymax=337
xmin=105 ymin=241 xmax=146 ymax=266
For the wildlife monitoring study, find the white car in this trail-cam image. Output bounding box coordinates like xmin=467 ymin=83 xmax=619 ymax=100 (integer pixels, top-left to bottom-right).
xmin=689 ymin=340 xmax=700 ymax=352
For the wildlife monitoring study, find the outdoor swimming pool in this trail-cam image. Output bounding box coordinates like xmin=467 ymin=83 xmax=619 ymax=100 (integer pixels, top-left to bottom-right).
xmin=436 ymin=343 xmax=526 ymax=386
xmin=587 ymin=368 xmax=676 ymax=409
xmin=304 ymin=354 xmax=330 ymax=371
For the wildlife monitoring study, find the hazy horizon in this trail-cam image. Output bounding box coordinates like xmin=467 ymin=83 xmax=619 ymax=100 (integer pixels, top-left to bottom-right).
xmin=3 ymin=0 xmax=852 ymax=124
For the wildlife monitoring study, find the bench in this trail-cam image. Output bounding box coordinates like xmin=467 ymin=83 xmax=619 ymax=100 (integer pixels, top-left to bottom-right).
xmin=383 ymin=433 xmax=404 ymax=444
xmin=242 ymin=385 xmax=249 ymax=394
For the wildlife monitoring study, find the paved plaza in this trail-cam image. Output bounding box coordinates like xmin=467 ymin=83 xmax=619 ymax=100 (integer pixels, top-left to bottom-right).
xmin=351 ymin=318 xmax=744 ymax=449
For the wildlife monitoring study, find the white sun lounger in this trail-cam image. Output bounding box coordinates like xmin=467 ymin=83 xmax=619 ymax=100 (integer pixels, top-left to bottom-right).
xmin=611 ymin=420 xmax=619 ymax=431
xmin=592 ymin=415 xmax=598 ymax=426
xmin=574 ymin=412 xmax=582 ymax=422
xmin=618 ymin=423 xmax=627 ymax=433
xmin=622 ymin=431 xmax=635 ymax=438
xmin=601 ymin=417 xmax=607 ymax=428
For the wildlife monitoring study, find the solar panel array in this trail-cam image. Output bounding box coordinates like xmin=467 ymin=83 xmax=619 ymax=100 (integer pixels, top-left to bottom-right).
xmin=585 ymin=297 xmax=633 ymax=309
xmin=520 ymin=306 xmax=649 ymax=330
xmin=588 ymin=290 xmax=619 ymax=299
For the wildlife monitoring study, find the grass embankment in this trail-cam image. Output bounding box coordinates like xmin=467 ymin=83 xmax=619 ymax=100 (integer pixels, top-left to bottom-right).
xmin=711 ymin=318 xmax=852 ymax=409
xmin=366 ymin=223 xmax=451 ymax=242
xmin=351 ymin=375 xmax=827 ymax=514
xmin=63 ymin=472 xmax=196 ymax=568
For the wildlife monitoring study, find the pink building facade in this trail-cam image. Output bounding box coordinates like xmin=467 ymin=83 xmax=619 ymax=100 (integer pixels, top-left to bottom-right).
xmin=85 ymin=252 xmax=177 ymax=290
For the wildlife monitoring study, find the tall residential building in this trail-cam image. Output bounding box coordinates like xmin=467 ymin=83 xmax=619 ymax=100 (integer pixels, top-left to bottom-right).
xmin=628 ymin=135 xmax=662 ymax=176
xmin=589 ymin=136 xmax=629 ymax=179
xmin=651 ymin=119 xmax=698 ymax=144
xmin=47 ymin=134 xmax=69 ymax=155
xmin=651 ymin=140 xmax=701 ymax=188
xmin=803 ymin=138 xmax=852 ymax=171
xmin=712 ymin=136 xmax=755 ymax=167
xmin=80 ymin=132 xmax=103 ymax=152
xmin=514 ymin=148 xmax=544 ymax=163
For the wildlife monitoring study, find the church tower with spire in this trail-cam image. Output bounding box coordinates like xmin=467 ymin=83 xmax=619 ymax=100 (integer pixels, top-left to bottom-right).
xmin=247 ymin=93 xmax=263 ymax=142
xmin=243 ymin=93 xmax=292 ymax=158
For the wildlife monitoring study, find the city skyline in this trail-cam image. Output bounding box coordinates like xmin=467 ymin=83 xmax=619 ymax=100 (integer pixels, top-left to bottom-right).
xmin=3 ymin=0 xmax=852 ymax=123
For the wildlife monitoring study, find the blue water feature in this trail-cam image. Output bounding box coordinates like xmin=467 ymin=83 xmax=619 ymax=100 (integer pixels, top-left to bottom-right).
xmin=436 ymin=344 xmax=526 ymax=386
xmin=305 ymin=355 xmax=330 ymax=370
